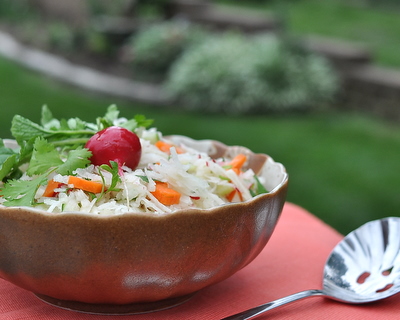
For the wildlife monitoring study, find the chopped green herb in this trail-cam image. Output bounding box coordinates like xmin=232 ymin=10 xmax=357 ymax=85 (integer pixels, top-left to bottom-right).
xmin=100 ymin=161 xmax=121 ymax=192
xmin=250 ymin=175 xmax=269 ymax=197
xmin=137 ymin=175 xmax=149 ymax=183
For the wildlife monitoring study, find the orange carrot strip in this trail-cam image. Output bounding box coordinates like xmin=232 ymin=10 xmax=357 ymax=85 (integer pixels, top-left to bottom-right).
xmin=43 ymin=179 xmax=62 ymax=197
xmin=226 ymin=189 xmax=237 ymax=202
xmin=68 ymin=176 xmax=104 ymax=194
xmin=151 ymin=181 xmax=181 ymax=206
xmin=229 ymin=154 xmax=247 ymax=171
xmin=226 ymin=188 xmax=243 ymax=202
xmin=155 ymin=141 xmax=185 ymax=154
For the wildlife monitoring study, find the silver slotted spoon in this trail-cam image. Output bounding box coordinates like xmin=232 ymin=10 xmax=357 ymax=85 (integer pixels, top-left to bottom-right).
xmin=222 ymin=217 xmax=400 ymax=320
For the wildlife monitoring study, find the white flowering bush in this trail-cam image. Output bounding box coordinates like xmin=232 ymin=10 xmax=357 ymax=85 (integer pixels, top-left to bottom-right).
xmin=165 ymin=33 xmax=338 ymax=113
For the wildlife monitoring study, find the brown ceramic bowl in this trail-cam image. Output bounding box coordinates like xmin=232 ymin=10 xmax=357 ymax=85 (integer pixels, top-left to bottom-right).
xmin=0 ymin=136 xmax=288 ymax=314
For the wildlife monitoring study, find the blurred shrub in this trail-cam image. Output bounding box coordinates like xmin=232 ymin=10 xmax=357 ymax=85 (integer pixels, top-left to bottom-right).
xmin=165 ymin=33 xmax=338 ymax=114
xmin=127 ymin=20 xmax=207 ymax=75
xmin=87 ymin=0 xmax=130 ymax=16
xmin=16 ymin=19 xmax=79 ymax=54
xmin=47 ymin=22 xmax=77 ymax=52
xmin=84 ymin=28 xmax=113 ymax=56
xmin=0 ymin=1 xmax=78 ymax=53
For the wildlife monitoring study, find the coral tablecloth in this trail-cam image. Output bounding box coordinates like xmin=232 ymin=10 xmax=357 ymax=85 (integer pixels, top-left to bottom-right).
xmin=1 ymin=202 xmax=399 ymax=319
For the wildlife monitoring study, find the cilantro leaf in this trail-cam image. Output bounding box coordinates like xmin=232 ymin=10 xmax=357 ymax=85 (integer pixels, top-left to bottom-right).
xmin=40 ymin=104 xmax=61 ymax=130
xmin=17 ymin=138 xmax=35 ymax=165
xmin=0 ymin=174 xmax=48 ymax=207
xmin=26 ymin=138 xmax=92 ymax=176
xmin=250 ymin=175 xmax=269 ymax=197
xmin=41 ymin=105 xmax=54 ymax=126
xmin=0 ymin=139 xmax=20 ymax=181
xmin=57 ymin=148 xmax=92 ymax=175
xmin=27 ymin=137 xmax=63 ymax=176
xmin=104 ymin=104 xmax=120 ymax=123
xmin=0 ymin=154 xmax=18 ymax=181
xmin=100 ymin=161 xmax=121 ymax=191
xmin=95 ymin=105 xmax=119 ymax=130
xmin=120 ymin=115 xmax=153 ymax=132
xmin=137 ymin=175 xmax=149 ymax=183
xmin=0 ymin=139 xmax=17 ymax=164
xmin=67 ymin=117 xmax=89 ymax=131
xmin=134 ymin=114 xmax=153 ymax=128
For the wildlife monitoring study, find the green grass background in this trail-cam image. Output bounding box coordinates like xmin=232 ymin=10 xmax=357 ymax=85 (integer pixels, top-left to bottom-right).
xmin=216 ymin=0 xmax=400 ymax=68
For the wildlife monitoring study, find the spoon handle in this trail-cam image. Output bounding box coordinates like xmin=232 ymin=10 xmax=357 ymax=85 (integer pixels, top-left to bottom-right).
xmin=221 ymin=289 xmax=325 ymax=320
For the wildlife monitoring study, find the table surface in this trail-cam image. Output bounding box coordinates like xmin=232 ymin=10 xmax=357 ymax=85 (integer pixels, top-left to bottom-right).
xmin=1 ymin=202 xmax=399 ymax=320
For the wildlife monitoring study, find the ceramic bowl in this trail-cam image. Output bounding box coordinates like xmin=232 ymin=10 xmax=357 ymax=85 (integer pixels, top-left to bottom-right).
xmin=0 ymin=136 xmax=288 ymax=314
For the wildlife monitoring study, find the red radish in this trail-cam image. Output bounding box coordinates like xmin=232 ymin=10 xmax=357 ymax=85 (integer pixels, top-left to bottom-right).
xmin=85 ymin=126 xmax=142 ymax=171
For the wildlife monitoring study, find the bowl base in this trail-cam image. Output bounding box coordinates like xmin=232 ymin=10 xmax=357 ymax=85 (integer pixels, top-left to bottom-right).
xmin=35 ymin=292 xmax=196 ymax=315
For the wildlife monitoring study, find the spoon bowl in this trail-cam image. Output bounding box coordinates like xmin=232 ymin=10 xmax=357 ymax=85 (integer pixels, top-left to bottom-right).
xmin=222 ymin=217 xmax=400 ymax=320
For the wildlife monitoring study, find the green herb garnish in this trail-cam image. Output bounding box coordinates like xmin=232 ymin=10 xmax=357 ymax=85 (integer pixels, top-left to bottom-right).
xmin=100 ymin=161 xmax=121 ymax=192
xmin=250 ymin=175 xmax=269 ymax=197
xmin=0 ymin=105 xmax=152 ymax=206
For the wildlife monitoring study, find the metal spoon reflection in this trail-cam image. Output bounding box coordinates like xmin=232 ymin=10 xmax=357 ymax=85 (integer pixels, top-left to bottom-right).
xmin=222 ymin=217 xmax=400 ymax=320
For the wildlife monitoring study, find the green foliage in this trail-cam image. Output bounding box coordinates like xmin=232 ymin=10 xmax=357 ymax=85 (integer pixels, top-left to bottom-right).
xmin=87 ymin=0 xmax=130 ymax=16
xmin=84 ymin=28 xmax=113 ymax=56
xmin=127 ymin=20 xmax=208 ymax=75
xmin=47 ymin=22 xmax=77 ymax=52
xmin=165 ymin=33 xmax=338 ymax=114
xmin=0 ymin=0 xmax=33 ymax=22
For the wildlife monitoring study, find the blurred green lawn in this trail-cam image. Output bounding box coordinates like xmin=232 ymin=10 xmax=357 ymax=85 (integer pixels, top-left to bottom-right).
xmin=1 ymin=56 xmax=400 ymax=235
xmin=216 ymin=0 xmax=400 ymax=68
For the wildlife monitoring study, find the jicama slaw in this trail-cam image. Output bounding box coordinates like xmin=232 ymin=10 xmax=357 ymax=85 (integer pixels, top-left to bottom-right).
xmin=0 ymin=106 xmax=268 ymax=215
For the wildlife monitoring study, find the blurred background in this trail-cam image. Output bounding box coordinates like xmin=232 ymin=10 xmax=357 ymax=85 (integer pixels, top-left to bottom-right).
xmin=0 ymin=0 xmax=399 ymax=234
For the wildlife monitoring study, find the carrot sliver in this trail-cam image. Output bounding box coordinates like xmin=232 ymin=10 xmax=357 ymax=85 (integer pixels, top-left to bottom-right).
xmin=151 ymin=181 xmax=181 ymax=206
xmin=229 ymin=154 xmax=247 ymax=171
xmin=226 ymin=188 xmax=243 ymax=202
xmin=43 ymin=179 xmax=62 ymax=197
xmin=226 ymin=189 xmax=237 ymax=202
xmin=155 ymin=141 xmax=185 ymax=154
xmin=68 ymin=176 xmax=104 ymax=194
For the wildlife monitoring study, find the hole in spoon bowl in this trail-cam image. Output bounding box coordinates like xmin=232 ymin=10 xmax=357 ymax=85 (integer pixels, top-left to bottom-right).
xmin=382 ymin=267 xmax=393 ymax=276
xmin=357 ymin=272 xmax=371 ymax=284
xmin=376 ymin=283 xmax=394 ymax=293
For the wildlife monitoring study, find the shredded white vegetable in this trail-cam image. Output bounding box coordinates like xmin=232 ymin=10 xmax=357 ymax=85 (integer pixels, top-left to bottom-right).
xmin=27 ymin=128 xmax=265 ymax=215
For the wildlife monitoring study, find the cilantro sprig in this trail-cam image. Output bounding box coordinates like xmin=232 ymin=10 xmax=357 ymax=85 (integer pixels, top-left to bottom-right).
xmin=27 ymin=137 xmax=92 ymax=176
xmin=0 ymin=104 xmax=153 ymax=207
xmin=11 ymin=104 xmax=152 ymax=148
xmin=100 ymin=161 xmax=121 ymax=192
xmin=0 ymin=137 xmax=92 ymax=206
